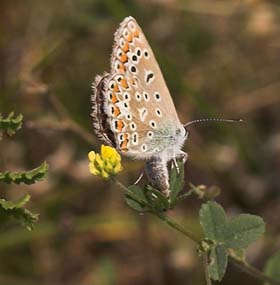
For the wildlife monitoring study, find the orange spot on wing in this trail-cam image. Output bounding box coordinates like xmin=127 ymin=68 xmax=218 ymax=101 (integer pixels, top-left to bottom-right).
xmin=113 ymin=106 xmax=121 ymax=117
xmin=120 ymin=52 xmax=128 ymax=63
xmin=117 ymin=63 xmax=125 ymax=73
xmin=111 ymin=93 xmax=119 ymax=103
xmin=120 ymin=78 xmax=128 ymax=89
xmin=117 ymin=120 xmax=125 ymax=132
xmin=122 ymin=42 xmax=129 ymax=52
xmin=133 ymin=29 xmax=139 ymax=37
xmin=120 ymin=134 xmax=129 ymax=150
xmin=127 ymin=33 xmax=133 ymax=42
xmin=113 ymin=84 xmax=120 ymax=93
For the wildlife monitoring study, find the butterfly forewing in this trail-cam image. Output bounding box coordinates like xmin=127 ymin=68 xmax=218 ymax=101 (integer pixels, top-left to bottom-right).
xmin=111 ymin=17 xmax=181 ymax=125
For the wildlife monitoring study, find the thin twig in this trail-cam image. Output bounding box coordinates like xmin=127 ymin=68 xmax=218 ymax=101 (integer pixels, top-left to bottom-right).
xmin=229 ymin=256 xmax=280 ymax=285
xmin=26 ymin=119 xmax=96 ymax=146
xmin=202 ymin=252 xmax=212 ymax=285
xmin=155 ymin=212 xmax=201 ymax=243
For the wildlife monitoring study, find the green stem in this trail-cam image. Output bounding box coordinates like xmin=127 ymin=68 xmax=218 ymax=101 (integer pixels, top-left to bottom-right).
xmin=229 ymin=256 xmax=280 ymax=285
xmin=202 ymin=252 xmax=212 ymax=285
xmin=154 ymin=212 xmax=200 ymax=243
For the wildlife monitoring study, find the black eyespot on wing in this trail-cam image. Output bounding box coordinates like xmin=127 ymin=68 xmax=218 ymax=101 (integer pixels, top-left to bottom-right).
xmin=146 ymin=72 xmax=154 ymax=83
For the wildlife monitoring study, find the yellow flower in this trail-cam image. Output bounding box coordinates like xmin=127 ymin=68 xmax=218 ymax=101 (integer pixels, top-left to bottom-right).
xmin=88 ymin=145 xmax=123 ymax=178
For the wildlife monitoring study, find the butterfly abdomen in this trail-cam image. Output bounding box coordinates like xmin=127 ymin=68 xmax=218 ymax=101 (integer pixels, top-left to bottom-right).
xmin=145 ymin=156 xmax=170 ymax=197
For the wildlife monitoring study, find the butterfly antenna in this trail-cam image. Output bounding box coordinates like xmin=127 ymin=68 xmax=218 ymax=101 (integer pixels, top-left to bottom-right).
xmin=184 ymin=118 xmax=243 ymax=128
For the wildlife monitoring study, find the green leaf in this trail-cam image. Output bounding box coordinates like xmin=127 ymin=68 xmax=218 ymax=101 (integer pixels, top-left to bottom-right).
xmin=264 ymin=252 xmax=280 ymax=285
xmin=223 ymin=214 xmax=265 ymax=249
xmin=0 ymin=161 xmax=48 ymax=185
xmin=0 ymin=112 xmax=23 ymax=136
xmin=145 ymin=186 xmax=169 ymax=211
xmin=200 ymin=202 xmax=265 ymax=250
xmin=0 ymin=194 xmax=39 ymax=230
xmin=0 ymin=193 xmax=30 ymax=210
xmin=199 ymin=201 xmax=227 ymax=242
xmin=125 ymin=185 xmax=148 ymax=212
xmin=169 ymin=159 xmax=185 ymax=204
xmin=208 ymin=245 xmax=228 ymax=281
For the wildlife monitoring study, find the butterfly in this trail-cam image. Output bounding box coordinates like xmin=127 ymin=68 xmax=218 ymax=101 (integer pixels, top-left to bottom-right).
xmin=91 ymin=16 xmax=240 ymax=196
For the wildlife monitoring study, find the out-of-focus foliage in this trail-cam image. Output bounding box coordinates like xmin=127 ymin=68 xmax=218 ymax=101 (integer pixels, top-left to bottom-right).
xmin=0 ymin=113 xmax=47 ymax=230
xmin=264 ymin=252 xmax=280 ymax=285
xmin=0 ymin=162 xmax=48 ymax=184
xmin=0 ymin=0 xmax=280 ymax=284
xmin=0 ymin=194 xmax=38 ymax=231
xmin=0 ymin=112 xmax=23 ymax=137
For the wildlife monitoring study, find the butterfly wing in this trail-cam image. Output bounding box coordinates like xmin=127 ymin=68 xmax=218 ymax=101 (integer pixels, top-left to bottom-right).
xmin=92 ymin=17 xmax=185 ymax=159
xmin=111 ymin=16 xmax=181 ymax=126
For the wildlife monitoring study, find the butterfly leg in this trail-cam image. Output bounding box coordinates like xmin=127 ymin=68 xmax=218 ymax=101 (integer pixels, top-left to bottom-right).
xmin=133 ymin=171 xmax=144 ymax=185
xmin=177 ymin=151 xmax=188 ymax=164
xmin=171 ymin=158 xmax=180 ymax=174
xmin=171 ymin=151 xmax=188 ymax=174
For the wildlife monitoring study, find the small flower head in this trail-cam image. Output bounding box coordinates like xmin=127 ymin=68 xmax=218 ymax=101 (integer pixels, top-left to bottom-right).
xmin=88 ymin=145 xmax=123 ymax=178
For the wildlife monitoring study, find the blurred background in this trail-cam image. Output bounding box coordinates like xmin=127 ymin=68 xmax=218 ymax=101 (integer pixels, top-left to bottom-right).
xmin=1 ymin=0 xmax=280 ymax=284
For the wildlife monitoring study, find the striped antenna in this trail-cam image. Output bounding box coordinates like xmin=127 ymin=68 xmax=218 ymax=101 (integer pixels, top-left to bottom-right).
xmin=184 ymin=118 xmax=243 ymax=128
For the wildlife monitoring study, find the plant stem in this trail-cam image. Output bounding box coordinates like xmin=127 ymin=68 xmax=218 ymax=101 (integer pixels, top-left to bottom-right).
xmin=202 ymin=252 xmax=212 ymax=285
xmin=155 ymin=212 xmax=201 ymax=243
xmin=229 ymin=256 xmax=280 ymax=285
